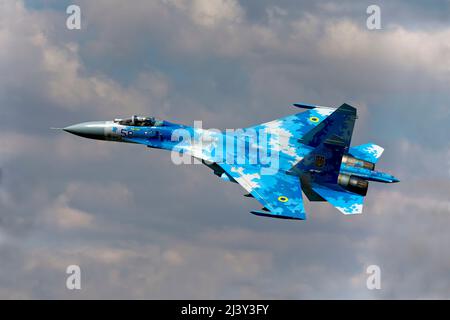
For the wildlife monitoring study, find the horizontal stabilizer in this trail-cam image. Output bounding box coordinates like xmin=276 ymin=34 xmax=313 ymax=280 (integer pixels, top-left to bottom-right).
xmin=311 ymin=183 xmax=364 ymax=215
xmin=349 ymin=143 xmax=384 ymax=164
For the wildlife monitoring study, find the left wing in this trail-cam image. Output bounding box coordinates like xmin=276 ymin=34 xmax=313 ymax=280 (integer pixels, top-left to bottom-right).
xmin=218 ymin=163 xmax=306 ymax=220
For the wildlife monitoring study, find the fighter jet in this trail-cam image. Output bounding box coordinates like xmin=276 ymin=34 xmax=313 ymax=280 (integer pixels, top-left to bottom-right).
xmin=61 ymin=103 xmax=398 ymax=220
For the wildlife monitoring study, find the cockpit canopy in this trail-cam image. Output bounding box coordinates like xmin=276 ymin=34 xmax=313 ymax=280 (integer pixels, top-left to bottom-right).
xmin=114 ymin=115 xmax=164 ymax=127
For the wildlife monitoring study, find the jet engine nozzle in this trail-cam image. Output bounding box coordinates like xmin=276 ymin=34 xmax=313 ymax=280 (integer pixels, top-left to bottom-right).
xmin=342 ymin=154 xmax=375 ymax=171
xmin=337 ymin=174 xmax=368 ymax=196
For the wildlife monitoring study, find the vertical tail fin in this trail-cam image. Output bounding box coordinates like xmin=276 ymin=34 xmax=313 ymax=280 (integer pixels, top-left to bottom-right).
xmin=290 ymin=103 xmax=357 ymax=184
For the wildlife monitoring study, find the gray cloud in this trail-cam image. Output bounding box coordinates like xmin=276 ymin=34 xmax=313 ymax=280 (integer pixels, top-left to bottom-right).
xmin=0 ymin=0 xmax=449 ymax=299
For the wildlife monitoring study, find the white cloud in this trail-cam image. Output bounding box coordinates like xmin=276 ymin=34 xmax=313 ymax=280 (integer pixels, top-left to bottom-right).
xmin=1 ymin=0 xmax=449 ymax=299
xmin=317 ymin=20 xmax=450 ymax=81
xmin=0 ymin=133 xmax=42 ymax=164
xmin=166 ymin=0 xmax=244 ymax=27
xmin=0 ymin=0 xmax=170 ymax=117
xmin=38 ymin=181 xmax=134 ymax=230
xmin=41 ymin=188 xmax=95 ymax=230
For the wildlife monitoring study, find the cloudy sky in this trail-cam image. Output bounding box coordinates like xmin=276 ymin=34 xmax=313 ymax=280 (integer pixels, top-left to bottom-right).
xmin=0 ymin=0 xmax=449 ymax=299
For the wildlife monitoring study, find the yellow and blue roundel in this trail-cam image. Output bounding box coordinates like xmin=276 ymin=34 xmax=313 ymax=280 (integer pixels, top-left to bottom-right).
xmin=278 ymin=196 xmax=289 ymax=203
xmin=309 ymin=116 xmax=319 ymax=123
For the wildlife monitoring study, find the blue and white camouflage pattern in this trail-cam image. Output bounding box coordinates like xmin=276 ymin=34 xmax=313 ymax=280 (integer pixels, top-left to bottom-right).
xmin=62 ymin=102 xmax=399 ymax=221
xmin=311 ymin=183 xmax=364 ymax=215
xmin=349 ymin=143 xmax=384 ymax=164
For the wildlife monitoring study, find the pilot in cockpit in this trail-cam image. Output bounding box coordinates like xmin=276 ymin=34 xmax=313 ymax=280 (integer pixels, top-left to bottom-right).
xmin=114 ymin=115 xmax=163 ymax=127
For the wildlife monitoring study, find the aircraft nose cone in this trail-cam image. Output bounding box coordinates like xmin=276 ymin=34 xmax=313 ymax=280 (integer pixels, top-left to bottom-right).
xmin=63 ymin=121 xmax=108 ymax=140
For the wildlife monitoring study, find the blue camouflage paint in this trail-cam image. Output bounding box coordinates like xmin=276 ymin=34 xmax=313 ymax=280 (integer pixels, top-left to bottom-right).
xmin=349 ymin=143 xmax=384 ymax=164
xmin=311 ymin=183 xmax=364 ymax=214
xmin=62 ymin=102 xmax=399 ymax=220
